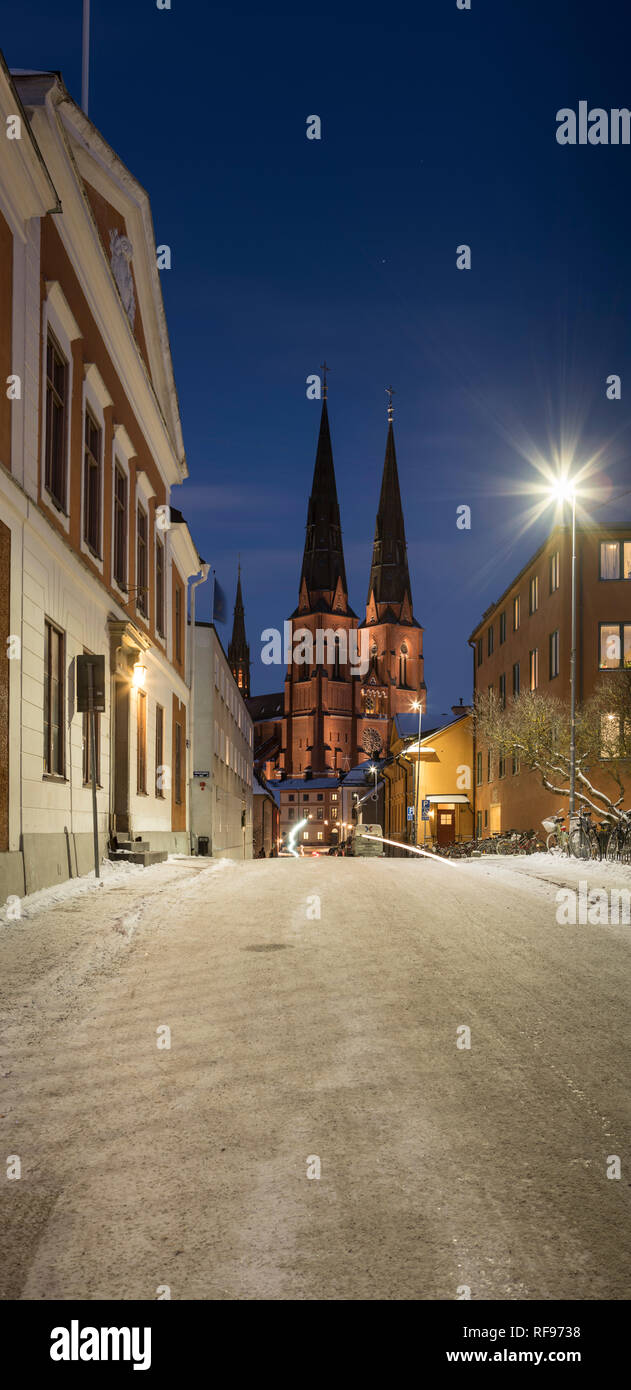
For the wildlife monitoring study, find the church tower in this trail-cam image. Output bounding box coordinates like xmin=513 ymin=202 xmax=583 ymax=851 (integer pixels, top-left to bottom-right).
xmin=228 ymin=563 xmax=250 ymax=698
xmin=357 ymin=390 xmax=425 ymax=758
xmin=282 ymin=381 xmax=358 ymax=776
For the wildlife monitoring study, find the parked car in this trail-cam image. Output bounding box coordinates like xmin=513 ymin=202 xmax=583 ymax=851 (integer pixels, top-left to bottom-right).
xmin=347 ymin=824 xmax=385 ymax=857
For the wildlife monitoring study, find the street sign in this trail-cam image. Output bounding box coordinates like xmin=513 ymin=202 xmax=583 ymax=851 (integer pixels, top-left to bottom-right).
xmin=421 ymin=798 xmax=431 ymax=820
xmin=193 ymin=770 xmax=210 ymax=778
xmin=407 ymin=805 xmax=414 ymax=821
xmin=76 ymin=654 xmax=105 ymax=712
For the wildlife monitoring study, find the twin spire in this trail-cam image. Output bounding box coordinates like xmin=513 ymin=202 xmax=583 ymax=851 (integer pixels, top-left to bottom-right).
xmin=299 ymin=383 xmax=413 ymax=618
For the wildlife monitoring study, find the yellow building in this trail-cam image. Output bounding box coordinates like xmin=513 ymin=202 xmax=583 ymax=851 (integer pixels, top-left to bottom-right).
xmin=386 ymin=707 xmax=474 ymax=850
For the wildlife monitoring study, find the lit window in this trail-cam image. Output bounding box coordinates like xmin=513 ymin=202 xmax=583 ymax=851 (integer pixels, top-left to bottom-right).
xmin=600 ymin=623 xmax=631 ymax=669
xmin=549 ymin=550 xmax=560 ymax=592
xmin=529 ymin=648 xmax=539 ymax=690
xmin=529 ymin=575 xmax=539 ymax=614
xmin=513 ymin=595 xmax=520 ymax=630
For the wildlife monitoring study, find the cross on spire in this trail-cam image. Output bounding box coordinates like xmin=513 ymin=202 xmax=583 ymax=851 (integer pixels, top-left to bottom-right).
xmin=320 ymin=360 xmax=330 ymax=399
xmin=385 ymin=384 xmax=395 ymax=422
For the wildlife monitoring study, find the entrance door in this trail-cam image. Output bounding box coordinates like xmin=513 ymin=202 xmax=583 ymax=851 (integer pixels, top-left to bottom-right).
xmin=437 ymin=808 xmax=456 ymax=847
xmin=113 ymin=677 xmax=130 ymax=835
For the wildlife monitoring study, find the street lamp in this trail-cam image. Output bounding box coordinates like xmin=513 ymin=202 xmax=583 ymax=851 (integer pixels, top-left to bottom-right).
xmin=546 ymin=477 xmax=578 ymax=815
xmin=411 ymin=699 xmax=423 ymax=845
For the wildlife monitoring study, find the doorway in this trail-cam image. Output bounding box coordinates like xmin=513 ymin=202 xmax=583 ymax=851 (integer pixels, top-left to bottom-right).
xmin=437 ymin=808 xmax=456 ymax=847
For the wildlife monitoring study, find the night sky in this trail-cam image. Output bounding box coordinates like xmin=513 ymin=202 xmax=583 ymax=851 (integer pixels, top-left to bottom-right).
xmin=6 ymin=0 xmax=631 ymax=721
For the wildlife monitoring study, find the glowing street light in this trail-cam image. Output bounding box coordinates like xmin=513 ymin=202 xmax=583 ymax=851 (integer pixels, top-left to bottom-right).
xmin=544 ymin=474 xmax=579 ymax=814
xmin=411 ymin=698 xmax=423 ymax=845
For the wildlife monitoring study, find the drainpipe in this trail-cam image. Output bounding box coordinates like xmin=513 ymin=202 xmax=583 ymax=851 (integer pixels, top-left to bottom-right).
xmin=188 ymin=562 xmax=211 ymax=852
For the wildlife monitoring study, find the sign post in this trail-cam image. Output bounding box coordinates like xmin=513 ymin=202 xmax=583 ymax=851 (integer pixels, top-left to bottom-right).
xmin=76 ymin=654 xmax=106 ymax=880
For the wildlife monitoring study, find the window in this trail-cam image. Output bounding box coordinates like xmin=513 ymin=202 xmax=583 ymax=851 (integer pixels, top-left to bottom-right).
xmin=288 ymin=807 xmax=295 ymax=820
xmin=512 ymin=662 xmax=520 ymax=696
xmin=317 ymin=832 xmax=323 ymax=842
xmin=113 ymin=464 xmax=127 ymax=589
xmin=175 ymin=585 xmax=182 ymax=662
xmin=550 ymin=550 xmax=560 ymax=592
xmin=487 ymin=626 xmax=494 ymax=656
xmin=487 ymin=749 xmax=492 ymax=781
xmin=303 ymin=794 xmax=309 ymax=802
xmin=45 ymin=333 xmax=68 ymax=509
xmin=136 ymin=504 xmax=148 ymax=617
xmin=317 ymin=807 xmax=323 ymax=819
xmin=332 ymin=793 xmax=338 ymax=801
xmin=83 ymin=409 xmax=102 ymax=556
xmin=476 ymin=810 xmax=482 ymax=838
xmin=529 ymin=575 xmax=539 ymax=614
xmin=154 ymin=537 xmax=165 ymax=636
xmin=137 ymin=690 xmax=147 ymax=793
xmin=600 ymin=540 xmax=631 ymax=580
xmin=499 ymin=754 xmax=506 ymax=778
xmin=331 ymin=807 xmax=338 ymax=819
xmin=484 ymin=810 xmax=488 ymax=828
xmin=44 ymin=620 xmax=64 ymax=777
xmin=81 ymin=652 xmax=101 ymax=786
xmin=512 ymin=753 xmax=520 ymax=775
xmin=499 ymin=611 xmax=506 ymax=644
xmin=499 ymin=673 xmax=506 ymax=708
xmin=476 ymin=751 xmax=483 ymax=785
xmin=549 ymin=629 xmax=560 ymax=679
xmin=399 ymin=642 xmax=408 ymax=686
xmin=333 ymin=636 xmax=341 ymax=679
xmin=529 ymin=648 xmax=539 ymax=691
xmin=317 ymin=793 xmax=324 ymax=801
xmin=513 ymin=595 xmax=520 ymax=631
xmin=288 ymin=793 xmax=295 ymax=802
xmin=599 ymin=622 xmax=631 ymax=670
xmin=174 ymin=721 xmax=183 ymax=804
xmin=155 ymin=704 xmax=164 ymax=796
xmin=476 ymin=637 xmax=483 ymax=666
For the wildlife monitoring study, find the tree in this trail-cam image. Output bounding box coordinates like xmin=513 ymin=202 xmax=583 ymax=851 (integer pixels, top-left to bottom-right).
xmin=475 ymin=674 xmax=631 ymax=821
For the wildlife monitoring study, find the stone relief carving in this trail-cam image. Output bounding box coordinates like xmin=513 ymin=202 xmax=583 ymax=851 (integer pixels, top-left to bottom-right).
xmin=109 ymin=229 xmax=136 ymax=327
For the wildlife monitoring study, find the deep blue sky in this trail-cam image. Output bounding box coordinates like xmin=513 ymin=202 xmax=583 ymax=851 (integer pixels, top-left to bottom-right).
xmin=7 ymin=0 xmax=631 ymax=719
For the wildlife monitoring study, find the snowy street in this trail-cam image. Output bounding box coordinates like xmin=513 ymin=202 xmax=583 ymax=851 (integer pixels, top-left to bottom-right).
xmin=1 ymin=852 xmax=630 ymax=1301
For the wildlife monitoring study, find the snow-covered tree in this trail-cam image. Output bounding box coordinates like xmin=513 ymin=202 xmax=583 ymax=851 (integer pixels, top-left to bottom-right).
xmin=475 ymin=674 xmax=631 ymax=821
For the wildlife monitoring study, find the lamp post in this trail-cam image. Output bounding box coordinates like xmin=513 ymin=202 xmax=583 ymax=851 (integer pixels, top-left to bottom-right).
xmin=546 ymin=479 xmax=578 ymax=816
xmin=412 ymin=699 xmax=422 ymax=845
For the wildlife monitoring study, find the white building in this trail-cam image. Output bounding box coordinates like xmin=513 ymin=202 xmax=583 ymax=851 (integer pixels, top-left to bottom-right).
xmin=0 ymin=58 xmax=201 ymax=898
xmin=191 ymin=622 xmax=254 ymax=860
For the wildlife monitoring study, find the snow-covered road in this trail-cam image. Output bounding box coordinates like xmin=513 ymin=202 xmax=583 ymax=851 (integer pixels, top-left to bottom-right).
xmin=1 ymin=852 xmax=630 ymax=1300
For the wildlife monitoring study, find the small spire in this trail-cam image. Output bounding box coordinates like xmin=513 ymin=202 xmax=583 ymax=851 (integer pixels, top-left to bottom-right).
xmin=320 ymin=360 xmax=330 ymax=400
xmin=385 ymin=384 xmax=395 ymax=423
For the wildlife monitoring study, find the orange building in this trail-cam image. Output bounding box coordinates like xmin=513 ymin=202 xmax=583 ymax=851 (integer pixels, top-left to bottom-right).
xmin=469 ymin=523 xmax=631 ymax=838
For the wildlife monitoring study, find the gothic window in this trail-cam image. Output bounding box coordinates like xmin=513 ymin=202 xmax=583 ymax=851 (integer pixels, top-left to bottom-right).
xmin=333 ymin=635 xmax=341 ymax=680
xmin=398 ymin=642 xmax=408 ymax=688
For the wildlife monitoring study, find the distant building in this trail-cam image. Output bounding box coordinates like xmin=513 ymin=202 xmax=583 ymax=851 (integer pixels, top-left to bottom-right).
xmin=395 ymin=706 xmax=473 ymax=849
xmin=252 ymin=776 xmax=279 ymax=856
xmin=247 ymin=690 xmax=284 ymax=780
xmin=469 ymin=523 xmax=631 ymax=837
xmin=0 ymin=58 xmax=199 ymax=898
xmin=228 ymin=563 xmax=250 ymax=698
xmin=278 ymin=777 xmax=343 ymax=852
xmin=190 ymin=622 xmax=253 ymax=860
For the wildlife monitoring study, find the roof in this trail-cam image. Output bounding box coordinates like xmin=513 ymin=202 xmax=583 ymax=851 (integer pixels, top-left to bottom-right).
xmin=247 ymin=691 xmax=284 ymax=721
xmin=253 ymin=775 xmax=280 ymax=804
xmin=340 ymin=759 xmax=386 ymax=785
xmin=274 ymin=777 xmax=343 ymax=792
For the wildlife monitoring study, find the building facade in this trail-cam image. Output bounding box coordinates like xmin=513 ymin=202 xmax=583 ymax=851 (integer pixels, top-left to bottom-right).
xmin=469 ymin=522 xmax=631 ymax=837
xmin=0 ymin=60 xmax=200 ymax=899
xmin=248 ymin=391 xmax=425 ymax=783
xmin=278 ymin=777 xmax=343 ymax=852
xmin=190 ymin=622 xmax=253 ymax=860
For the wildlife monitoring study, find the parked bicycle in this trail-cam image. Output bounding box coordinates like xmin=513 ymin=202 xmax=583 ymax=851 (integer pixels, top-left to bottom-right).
xmin=542 ymin=807 xmax=601 ymax=859
xmin=605 ymin=810 xmax=631 ymax=864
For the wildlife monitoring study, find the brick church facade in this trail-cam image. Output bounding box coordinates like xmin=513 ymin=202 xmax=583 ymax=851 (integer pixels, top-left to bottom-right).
xmin=240 ymin=390 xmax=426 ymax=780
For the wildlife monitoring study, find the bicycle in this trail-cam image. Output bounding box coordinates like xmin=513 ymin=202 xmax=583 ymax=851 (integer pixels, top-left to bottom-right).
xmin=605 ymin=810 xmax=631 ymax=864
xmin=569 ymin=807 xmax=601 ymax=861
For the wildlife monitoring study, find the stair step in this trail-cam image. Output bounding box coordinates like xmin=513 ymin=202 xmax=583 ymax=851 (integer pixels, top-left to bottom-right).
xmin=108 ymin=849 xmax=168 ymax=867
xmin=115 ymin=840 xmax=150 ymax=852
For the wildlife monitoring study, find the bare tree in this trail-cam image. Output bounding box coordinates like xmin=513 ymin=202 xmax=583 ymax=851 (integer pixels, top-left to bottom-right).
xmin=475 ymin=675 xmax=631 ymax=821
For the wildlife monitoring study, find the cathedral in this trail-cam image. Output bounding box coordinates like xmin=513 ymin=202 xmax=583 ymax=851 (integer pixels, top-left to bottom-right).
xmin=231 ymin=389 xmax=426 ymax=779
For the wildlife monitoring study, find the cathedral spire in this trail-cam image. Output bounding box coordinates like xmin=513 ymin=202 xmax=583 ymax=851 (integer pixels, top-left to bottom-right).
xmin=298 ymin=394 xmax=350 ymax=610
xmin=366 ymin=401 xmax=413 ymax=611
xmin=228 ymin=561 xmax=250 ymax=697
